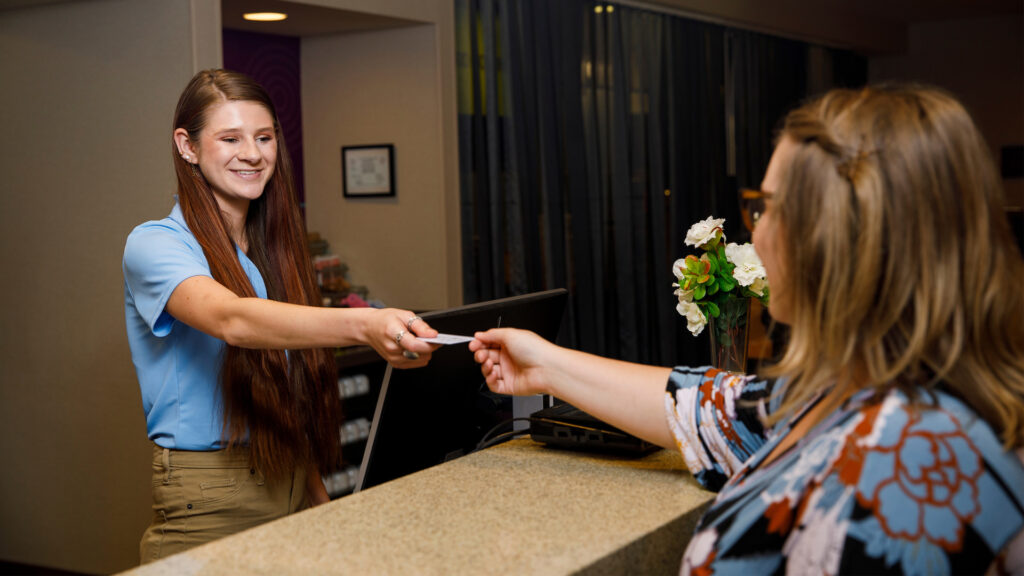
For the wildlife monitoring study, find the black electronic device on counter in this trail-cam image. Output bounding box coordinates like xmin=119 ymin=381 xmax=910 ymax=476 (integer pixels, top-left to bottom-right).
xmin=529 ymin=403 xmax=659 ymax=455
xmin=354 ymin=289 xmax=568 ymax=492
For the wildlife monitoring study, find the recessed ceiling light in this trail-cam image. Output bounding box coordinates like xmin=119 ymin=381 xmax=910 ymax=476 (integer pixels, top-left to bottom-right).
xmin=243 ymin=12 xmax=288 ymax=22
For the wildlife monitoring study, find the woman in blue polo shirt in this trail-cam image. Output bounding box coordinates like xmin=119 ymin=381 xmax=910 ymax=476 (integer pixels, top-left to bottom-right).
xmin=123 ymin=69 xmax=438 ymax=563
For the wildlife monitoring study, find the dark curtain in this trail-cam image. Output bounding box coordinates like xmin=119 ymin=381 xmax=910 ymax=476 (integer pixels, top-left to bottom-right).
xmin=575 ymin=8 xmax=733 ymax=365
xmin=457 ymin=0 xmax=865 ymax=366
xmin=728 ymin=30 xmax=807 ymax=198
xmin=727 ymin=32 xmax=867 ymax=204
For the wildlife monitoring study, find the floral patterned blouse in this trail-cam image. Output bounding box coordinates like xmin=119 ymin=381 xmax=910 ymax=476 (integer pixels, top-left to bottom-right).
xmin=664 ymin=366 xmax=1024 ymax=575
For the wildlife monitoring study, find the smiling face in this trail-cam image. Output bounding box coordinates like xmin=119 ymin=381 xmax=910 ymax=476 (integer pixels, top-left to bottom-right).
xmin=753 ymin=137 xmax=797 ymax=324
xmin=175 ymin=100 xmax=277 ymax=220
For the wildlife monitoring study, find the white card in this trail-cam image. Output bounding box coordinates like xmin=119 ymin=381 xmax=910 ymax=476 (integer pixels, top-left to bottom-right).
xmin=417 ymin=333 xmax=475 ymax=345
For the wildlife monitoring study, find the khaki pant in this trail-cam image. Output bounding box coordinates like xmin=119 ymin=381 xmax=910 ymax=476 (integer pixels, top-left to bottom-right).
xmin=139 ymin=443 xmax=307 ymax=564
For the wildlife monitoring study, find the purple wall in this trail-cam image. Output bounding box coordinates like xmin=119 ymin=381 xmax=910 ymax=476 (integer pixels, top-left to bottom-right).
xmin=223 ymin=29 xmax=305 ymax=205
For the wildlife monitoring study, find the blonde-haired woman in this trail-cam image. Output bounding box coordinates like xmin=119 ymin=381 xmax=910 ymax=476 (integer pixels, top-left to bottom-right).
xmin=470 ymin=84 xmax=1024 ymax=575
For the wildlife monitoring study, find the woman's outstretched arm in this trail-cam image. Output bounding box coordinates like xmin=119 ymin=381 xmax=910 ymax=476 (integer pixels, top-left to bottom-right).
xmin=166 ymin=275 xmax=437 ymax=367
xmin=470 ymin=328 xmax=675 ymax=448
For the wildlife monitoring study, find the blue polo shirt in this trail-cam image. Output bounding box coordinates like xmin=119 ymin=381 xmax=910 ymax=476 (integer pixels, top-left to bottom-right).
xmin=123 ymin=202 xmax=267 ymax=450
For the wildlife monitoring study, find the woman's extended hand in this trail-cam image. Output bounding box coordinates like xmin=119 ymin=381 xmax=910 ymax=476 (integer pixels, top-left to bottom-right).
xmin=364 ymin=308 xmax=440 ymax=368
xmin=468 ymin=328 xmax=557 ymax=396
xmin=471 ymin=328 xmax=676 ymax=448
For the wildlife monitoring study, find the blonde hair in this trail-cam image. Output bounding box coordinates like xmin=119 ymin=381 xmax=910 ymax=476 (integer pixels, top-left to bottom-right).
xmin=764 ymin=84 xmax=1024 ymax=448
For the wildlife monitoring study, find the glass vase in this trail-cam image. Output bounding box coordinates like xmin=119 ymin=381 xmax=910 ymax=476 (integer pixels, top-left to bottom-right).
xmin=708 ymin=297 xmax=751 ymax=373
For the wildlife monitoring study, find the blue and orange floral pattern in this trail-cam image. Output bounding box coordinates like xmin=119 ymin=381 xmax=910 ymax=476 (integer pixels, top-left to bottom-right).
xmin=665 ymin=367 xmax=1024 ymax=575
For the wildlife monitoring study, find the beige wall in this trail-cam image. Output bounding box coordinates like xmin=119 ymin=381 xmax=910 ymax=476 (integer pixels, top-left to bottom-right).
xmin=299 ymin=0 xmax=461 ymax=311
xmin=0 ymin=0 xmax=218 ymax=573
xmin=302 ymin=25 xmax=451 ymax=311
xmin=870 ymin=16 xmax=1024 ymax=207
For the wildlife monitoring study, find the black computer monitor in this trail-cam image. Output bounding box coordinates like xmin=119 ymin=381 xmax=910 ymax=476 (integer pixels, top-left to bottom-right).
xmin=354 ymin=288 xmax=568 ymax=491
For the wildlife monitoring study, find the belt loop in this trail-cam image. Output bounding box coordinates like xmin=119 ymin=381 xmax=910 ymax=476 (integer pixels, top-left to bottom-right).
xmin=162 ymin=447 xmax=171 ymax=484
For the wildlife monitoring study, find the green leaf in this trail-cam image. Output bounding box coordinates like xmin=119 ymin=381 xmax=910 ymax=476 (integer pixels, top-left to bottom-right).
xmin=720 ymin=275 xmax=736 ymax=292
xmin=694 ymin=285 xmax=706 ymax=300
xmin=707 ymin=282 xmax=719 ymax=296
xmin=706 ymin=301 xmax=720 ymax=317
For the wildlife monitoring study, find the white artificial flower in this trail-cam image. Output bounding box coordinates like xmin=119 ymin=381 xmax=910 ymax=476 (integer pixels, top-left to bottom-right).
xmin=677 ymin=299 xmax=707 ymax=336
xmin=671 ymin=258 xmax=687 ymax=281
xmin=749 ymin=276 xmax=767 ymax=297
xmin=748 ymin=276 xmax=766 ymax=297
xmin=725 ymin=242 xmax=766 ymax=287
xmin=685 ymin=216 xmax=726 ymax=248
xmin=674 ymin=287 xmax=695 ymax=303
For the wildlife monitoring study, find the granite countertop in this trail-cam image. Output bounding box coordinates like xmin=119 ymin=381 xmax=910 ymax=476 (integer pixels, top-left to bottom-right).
xmin=122 ymin=438 xmax=714 ymax=575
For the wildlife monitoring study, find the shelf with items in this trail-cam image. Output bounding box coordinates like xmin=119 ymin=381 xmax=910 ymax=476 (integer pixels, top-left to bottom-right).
xmin=307 ymin=233 xmax=403 ymax=497
xmin=308 ymin=232 xmax=381 ymax=309
xmin=308 ymin=232 xmax=390 ymax=497
xmin=324 ymin=346 xmax=387 ymax=499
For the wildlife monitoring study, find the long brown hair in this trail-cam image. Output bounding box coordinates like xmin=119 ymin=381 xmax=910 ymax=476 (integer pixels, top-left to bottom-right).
xmin=172 ymin=69 xmax=341 ymax=477
xmin=764 ymin=84 xmax=1024 ymax=448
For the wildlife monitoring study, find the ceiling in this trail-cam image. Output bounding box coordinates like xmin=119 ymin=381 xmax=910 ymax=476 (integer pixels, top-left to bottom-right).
xmin=0 ymin=0 xmax=67 ymax=9
xmin=0 ymin=0 xmax=420 ymax=35
xmin=820 ymin=0 xmax=1022 ymax=24
xmin=1 ymin=0 xmax=1020 ymax=44
xmin=219 ymin=0 xmax=421 ymax=37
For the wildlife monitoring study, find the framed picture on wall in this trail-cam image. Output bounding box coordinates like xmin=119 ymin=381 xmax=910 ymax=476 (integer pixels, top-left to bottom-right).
xmin=342 ymin=144 xmax=395 ymax=198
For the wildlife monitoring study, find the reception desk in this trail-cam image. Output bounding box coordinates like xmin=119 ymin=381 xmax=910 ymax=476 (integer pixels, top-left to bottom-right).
xmin=123 ymin=438 xmax=714 ymax=575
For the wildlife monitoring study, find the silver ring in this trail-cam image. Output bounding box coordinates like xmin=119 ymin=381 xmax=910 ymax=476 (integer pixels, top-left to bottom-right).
xmin=394 ymin=330 xmax=406 ymax=345
xmin=403 ymin=350 xmax=420 ymax=360
xmin=406 ymin=316 xmax=421 ymax=329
